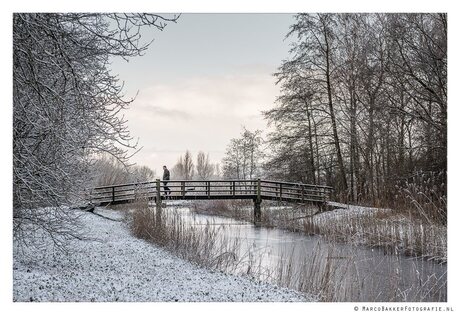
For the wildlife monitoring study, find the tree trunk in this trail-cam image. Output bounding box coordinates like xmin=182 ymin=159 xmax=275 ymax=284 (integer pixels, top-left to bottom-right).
xmin=366 ymin=100 xmax=375 ymax=204
xmin=349 ymin=90 xmax=358 ymax=202
xmin=324 ymin=28 xmax=348 ymax=193
xmin=305 ymin=99 xmax=317 ymax=185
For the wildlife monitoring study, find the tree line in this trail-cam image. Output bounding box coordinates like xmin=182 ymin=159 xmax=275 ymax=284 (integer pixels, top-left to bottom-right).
xmin=218 ymin=14 xmax=446 ymax=223
xmin=170 ymin=127 xmax=264 ymax=181
xmin=264 ymin=13 xmax=446 ymax=208
xmin=171 ymin=150 xmax=220 ymax=180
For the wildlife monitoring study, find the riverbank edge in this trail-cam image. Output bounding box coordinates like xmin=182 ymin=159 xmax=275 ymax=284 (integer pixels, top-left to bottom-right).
xmin=13 ymin=207 xmax=313 ymax=302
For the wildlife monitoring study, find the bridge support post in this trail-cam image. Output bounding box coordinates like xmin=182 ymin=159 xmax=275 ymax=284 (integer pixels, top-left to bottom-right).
xmin=155 ymin=179 xmax=162 ymax=225
xmin=155 ymin=179 xmax=161 ymax=206
xmin=254 ymin=178 xmax=262 ymax=224
xmin=318 ymin=201 xmax=327 ymax=213
xmin=254 ymin=199 xmax=261 ymax=223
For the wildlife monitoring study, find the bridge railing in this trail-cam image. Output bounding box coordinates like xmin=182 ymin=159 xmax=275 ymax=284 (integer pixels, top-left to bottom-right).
xmin=90 ymin=179 xmax=333 ymax=205
xmin=259 ymin=180 xmax=332 ymax=203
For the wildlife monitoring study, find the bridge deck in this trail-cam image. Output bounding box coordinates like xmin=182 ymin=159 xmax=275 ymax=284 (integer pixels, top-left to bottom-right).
xmin=90 ymin=179 xmax=333 ymax=207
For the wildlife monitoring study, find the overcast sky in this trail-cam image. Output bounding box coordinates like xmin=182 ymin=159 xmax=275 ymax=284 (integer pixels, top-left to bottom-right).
xmin=110 ymin=13 xmax=295 ymax=175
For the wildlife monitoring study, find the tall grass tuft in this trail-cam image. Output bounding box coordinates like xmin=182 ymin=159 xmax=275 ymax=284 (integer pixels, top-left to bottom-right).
xmin=191 ymin=199 xmax=253 ymax=221
xmin=299 ymin=208 xmax=447 ymax=263
xmin=395 ymin=171 xmax=447 ymax=225
xmin=129 ymin=199 xmax=242 ymax=271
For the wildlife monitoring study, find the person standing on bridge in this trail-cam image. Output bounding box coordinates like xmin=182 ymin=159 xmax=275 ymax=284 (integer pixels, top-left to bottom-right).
xmin=163 ymin=165 xmax=171 ymax=198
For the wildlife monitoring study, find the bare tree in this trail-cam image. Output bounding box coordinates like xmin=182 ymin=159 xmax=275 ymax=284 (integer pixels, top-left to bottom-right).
xmin=213 ymin=163 xmax=221 ymax=179
xmin=172 ymin=150 xmax=195 ymax=180
xmin=222 ymin=138 xmax=242 ymax=179
xmin=13 ymin=13 xmax=178 ymax=248
xmin=184 ymin=150 xmax=195 ymax=180
xmin=222 ymin=128 xmax=263 ymax=180
xmin=92 ymin=156 xmax=132 ymax=186
xmin=132 ymin=165 xmax=156 ymax=182
xmin=264 ymin=71 xmax=325 ymax=184
xmin=196 ymin=151 xmax=214 ymax=180
xmin=91 ymin=155 xmax=156 ymax=186
xmin=183 ymin=150 xmax=195 ymax=180
xmin=286 ymin=14 xmax=348 ymax=192
xmin=172 ymin=156 xmax=185 ymax=179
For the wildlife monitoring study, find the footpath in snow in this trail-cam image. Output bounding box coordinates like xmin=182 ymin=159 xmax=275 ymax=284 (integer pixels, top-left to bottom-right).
xmin=13 ymin=208 xmax=311 ymax=302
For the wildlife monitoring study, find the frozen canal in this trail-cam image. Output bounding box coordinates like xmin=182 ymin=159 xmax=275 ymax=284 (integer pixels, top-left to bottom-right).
xmin=173 ymin=205 xmax=447 ymax=302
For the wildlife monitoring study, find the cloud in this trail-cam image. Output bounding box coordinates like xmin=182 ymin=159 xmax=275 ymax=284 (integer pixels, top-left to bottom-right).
xmin=124 ymin=65 xmax=279 ymax=171
xmin=146 ymin=106 xmax=192 ymax=121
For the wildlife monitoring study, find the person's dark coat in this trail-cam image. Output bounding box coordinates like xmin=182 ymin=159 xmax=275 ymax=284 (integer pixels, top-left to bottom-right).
xmin=163 ymin=169 xmax=170 ymax=181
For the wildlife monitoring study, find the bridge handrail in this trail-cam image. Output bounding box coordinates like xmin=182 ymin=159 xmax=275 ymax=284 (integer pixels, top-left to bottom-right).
xmin=91 ymin=179 xmax=259 ymax=190
xmin=259 ymin=179 xmax=333 ymax=190
xmin=92 ymin=179 xmax=333 ymax=190
xmin=89 ymin=178 xmax=333 ymax=206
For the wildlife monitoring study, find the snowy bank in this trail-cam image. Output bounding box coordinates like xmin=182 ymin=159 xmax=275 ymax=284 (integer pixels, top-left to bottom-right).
xmin=13 ymin=208 xmax=312 ymax=302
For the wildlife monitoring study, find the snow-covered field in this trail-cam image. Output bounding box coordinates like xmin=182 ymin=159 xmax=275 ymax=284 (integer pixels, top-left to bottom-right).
xmin=13 ymin=208 xmax=311 ymax=302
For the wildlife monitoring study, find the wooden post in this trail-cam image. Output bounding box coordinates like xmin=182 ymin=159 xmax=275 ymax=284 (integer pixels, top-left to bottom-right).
xmin=181 ymin=181 xmax=185 ymax=197
xmin=254 ymin=179 xmax=262 ymax=223
xmin=232 ymin=181 xmax=235 ymax=196
xmin=156 ymin=179 xmax=161 ymax=208
xmin=279 ymin=183 xmax=283 ymax=201
xmin=301 ymin=185 xmax=305 ymax=203
xmin=134 ymin=183 xmax=138 ymax=200
xmin=319 ymin=199 xmax=326 ymax=213
xmin=254 ymin=200 xmax=261 ymax=223
xmin=320 ymin=188 xmax=328 ymax=212
xmin=257 ymin=179 xmax=261 ymax=199
xmin=155 ymin=179 xmax=162 ymax=226
xmin=112 ymin=186 xmax=115 ymax=203
xmin=207 ymin=181 xmax=211 ymax=198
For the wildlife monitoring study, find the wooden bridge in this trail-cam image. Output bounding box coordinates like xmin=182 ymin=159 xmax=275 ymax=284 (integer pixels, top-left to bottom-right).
xmin=90 ymin=179 xmax=333 ymax=222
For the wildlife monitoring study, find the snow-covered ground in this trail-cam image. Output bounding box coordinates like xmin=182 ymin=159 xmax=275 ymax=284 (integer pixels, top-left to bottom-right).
xmin=318 ymin=201 xmax=389 ymax=219
xmin=13 ymin=208 xmax=312 ymax=302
